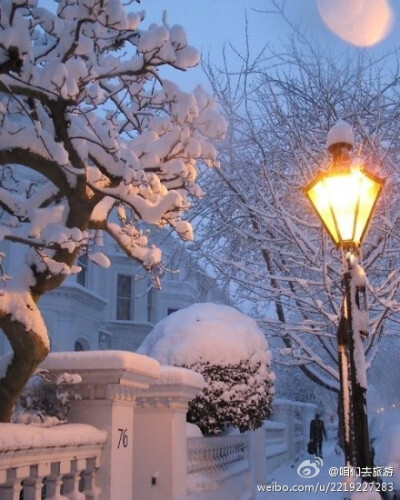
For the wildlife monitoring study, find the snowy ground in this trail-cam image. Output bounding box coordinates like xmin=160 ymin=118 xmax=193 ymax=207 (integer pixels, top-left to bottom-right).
xmin=257 ymin=441 xmax=347 ymax=499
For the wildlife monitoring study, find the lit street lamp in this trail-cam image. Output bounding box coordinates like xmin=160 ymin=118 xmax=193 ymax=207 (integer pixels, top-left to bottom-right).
xmin=304 ymin=120 xmax=385 ymax=476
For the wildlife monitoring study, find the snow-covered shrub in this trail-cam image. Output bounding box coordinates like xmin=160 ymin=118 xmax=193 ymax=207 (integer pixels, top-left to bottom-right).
xmin=138 ymin=303 xmax=275 ymax=435
xmin=183 ymin=353 xmax=273 ymax=434
xmin=12 ymin=371 xmax=82 ymax=427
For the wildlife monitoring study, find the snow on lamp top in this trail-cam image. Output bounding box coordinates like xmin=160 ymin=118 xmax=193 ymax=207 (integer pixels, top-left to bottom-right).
xmin=326 ymin=119 xmax=354 ymax=149
xmin=306 ymin=120 xmax=384 ymax=247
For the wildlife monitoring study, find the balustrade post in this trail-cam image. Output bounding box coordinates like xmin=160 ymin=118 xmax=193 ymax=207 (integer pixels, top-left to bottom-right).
xmin=62 ymin=459 xmax=86 ymax=500
xmin=44 ymin=462 xmax=69 ymax=500
xmin=0 ymin=468 xmax=25 ymax=500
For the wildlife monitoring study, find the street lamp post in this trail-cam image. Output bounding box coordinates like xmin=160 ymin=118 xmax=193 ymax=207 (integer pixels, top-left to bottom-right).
xmin=304 ymin=120 xmax=385 ymax=476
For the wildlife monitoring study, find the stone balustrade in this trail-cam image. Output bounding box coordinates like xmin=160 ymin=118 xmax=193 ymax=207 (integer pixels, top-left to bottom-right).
xmin=187 ymin=433 xmax=249 ymax=477
xmin=0 ymin=351 xmax=318 ymax=500
xmin=0 ymin=423 xmax=105 ymax=499
xmin=187 ymin=433 xmax=250 ymax=499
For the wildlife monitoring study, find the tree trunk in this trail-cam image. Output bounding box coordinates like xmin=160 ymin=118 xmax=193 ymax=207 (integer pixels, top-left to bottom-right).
xmin=0 ymin=314 xmax=49 ymax=422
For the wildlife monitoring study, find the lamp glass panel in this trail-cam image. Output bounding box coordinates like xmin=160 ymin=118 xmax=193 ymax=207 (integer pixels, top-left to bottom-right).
xmin=353 ymin=171 xmax=382 ymax=243
xmin=307 ymin=180 xmax=340 ymax=243
xmin=306 ymin=168 xmax=382 ymax=245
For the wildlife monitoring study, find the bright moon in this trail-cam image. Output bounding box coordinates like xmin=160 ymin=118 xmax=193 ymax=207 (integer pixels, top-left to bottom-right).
xmin=317 ymin=0 xmax=394 ymax=47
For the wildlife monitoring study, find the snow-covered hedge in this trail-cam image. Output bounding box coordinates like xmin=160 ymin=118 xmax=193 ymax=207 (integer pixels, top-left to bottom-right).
xmin=138 ymin=303 xmax=275 ymax=435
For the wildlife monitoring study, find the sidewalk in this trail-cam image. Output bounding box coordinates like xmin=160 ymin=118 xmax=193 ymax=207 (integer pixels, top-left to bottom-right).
xmin=257 ymin=440 xmax=344 ymax=499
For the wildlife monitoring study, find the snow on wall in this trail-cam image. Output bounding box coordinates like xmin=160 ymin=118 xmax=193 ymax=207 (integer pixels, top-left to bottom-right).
xmin=0 ymin=422 xmax=106 ymax=450
xmin=40 ymin=350 xmax=160 ymax=378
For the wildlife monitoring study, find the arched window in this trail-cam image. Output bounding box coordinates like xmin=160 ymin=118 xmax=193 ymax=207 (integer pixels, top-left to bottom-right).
xmin=74 ymin=338 xmax=90 ymax=351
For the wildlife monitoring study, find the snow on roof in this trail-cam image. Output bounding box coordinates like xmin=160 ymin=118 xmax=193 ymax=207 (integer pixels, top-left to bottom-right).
xmin=137 ymin=302 xmax=271 ymax=366
xmin=0 ymin=423 xmax=106 ymax=451
xmin=40 ymin=350 xmax=160 ymax=378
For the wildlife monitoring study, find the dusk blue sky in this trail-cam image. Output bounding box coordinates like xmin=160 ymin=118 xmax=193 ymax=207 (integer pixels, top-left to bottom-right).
xmin=143 ymin=0 xmax=400 ymax=90
xmin=39 ymin=1 xmax=400 ymax=90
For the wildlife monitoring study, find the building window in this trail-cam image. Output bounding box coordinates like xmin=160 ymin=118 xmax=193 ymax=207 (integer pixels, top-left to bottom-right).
xmin=116 ymin=274 xmax=133 ymax=320
xmin=77 ymin=252 xmax=88 ymax=287
xmin=167 ymin=308 xmax=179 ymax=316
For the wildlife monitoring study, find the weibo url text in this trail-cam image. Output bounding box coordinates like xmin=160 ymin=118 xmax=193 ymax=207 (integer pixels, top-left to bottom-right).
xmin=256 ymin=481 xmax=395 ymax=494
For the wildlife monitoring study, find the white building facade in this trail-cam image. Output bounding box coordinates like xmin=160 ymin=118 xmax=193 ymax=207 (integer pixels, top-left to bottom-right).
xmin=0 ymin=231 xmax=227 ymax=355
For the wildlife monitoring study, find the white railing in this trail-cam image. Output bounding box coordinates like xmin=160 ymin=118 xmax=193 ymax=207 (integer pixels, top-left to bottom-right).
xmin=264 ymin=420 xmax=288 ymax=472
xmin=185 ymin=400 xmax=317 ymax=497
xmin=0 ymin=423 xmax=106 ymax=499
xmin=188 ymin=433 xmax=248 ymax=477
xmin=187 ymin=433 xmax=250 ymax=495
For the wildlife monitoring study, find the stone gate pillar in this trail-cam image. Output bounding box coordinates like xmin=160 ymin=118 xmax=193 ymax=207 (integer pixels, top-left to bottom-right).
xmin=41 ymin=350 xmax=159 ymax=500
xmin=133 ymin=366 xmax=204 ymax=500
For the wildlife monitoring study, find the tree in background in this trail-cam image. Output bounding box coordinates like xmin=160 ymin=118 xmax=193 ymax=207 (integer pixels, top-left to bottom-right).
xmin=0 ymin=0 xmax=225 ymax=421
xmin=194 ymin=29 xmax=400 ymax=400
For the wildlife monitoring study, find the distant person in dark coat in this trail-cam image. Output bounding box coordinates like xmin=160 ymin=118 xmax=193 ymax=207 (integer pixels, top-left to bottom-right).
xmin=310 ymin=413 xmax=327 ymax=458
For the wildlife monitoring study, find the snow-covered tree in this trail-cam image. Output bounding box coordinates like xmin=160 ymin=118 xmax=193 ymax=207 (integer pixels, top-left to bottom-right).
xmin=138 ymin=303 xmax=275 ymax=435
xmin=194 ymin=32 xmax=400 ymax=398
xmin=0 ymin=0 xmax=226 ymax=422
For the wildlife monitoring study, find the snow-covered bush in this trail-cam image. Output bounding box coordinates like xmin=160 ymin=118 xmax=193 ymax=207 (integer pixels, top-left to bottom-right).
xmin=138 ymin=303 xmax=275 ymax=435
xmin=12 ymin=371 xmax=82 ymax=427
xmin=183 ymin=353 xmax=273 ymax=435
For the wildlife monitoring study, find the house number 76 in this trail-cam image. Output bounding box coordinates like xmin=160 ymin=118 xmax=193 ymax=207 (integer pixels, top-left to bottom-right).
xmin=117 ymin=428 xmax=128 ymax=448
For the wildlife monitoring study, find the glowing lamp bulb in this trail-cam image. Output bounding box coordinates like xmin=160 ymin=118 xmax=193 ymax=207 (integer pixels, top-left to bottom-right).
xmin=305 ymin=165 xmax=384 ymax=247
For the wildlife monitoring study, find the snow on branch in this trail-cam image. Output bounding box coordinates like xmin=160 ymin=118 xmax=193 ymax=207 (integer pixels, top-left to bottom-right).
xmin=0 ymin=0 xmax=226 ymax=291
xmin=195 ymin=34 xmax=400 ymax=394
xmin=0 ymin=2 xmax=226 ymax=417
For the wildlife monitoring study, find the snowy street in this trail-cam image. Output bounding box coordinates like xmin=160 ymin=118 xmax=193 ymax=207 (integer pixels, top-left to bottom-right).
xmin=258 ymin=441 xmax=360 ymax=499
